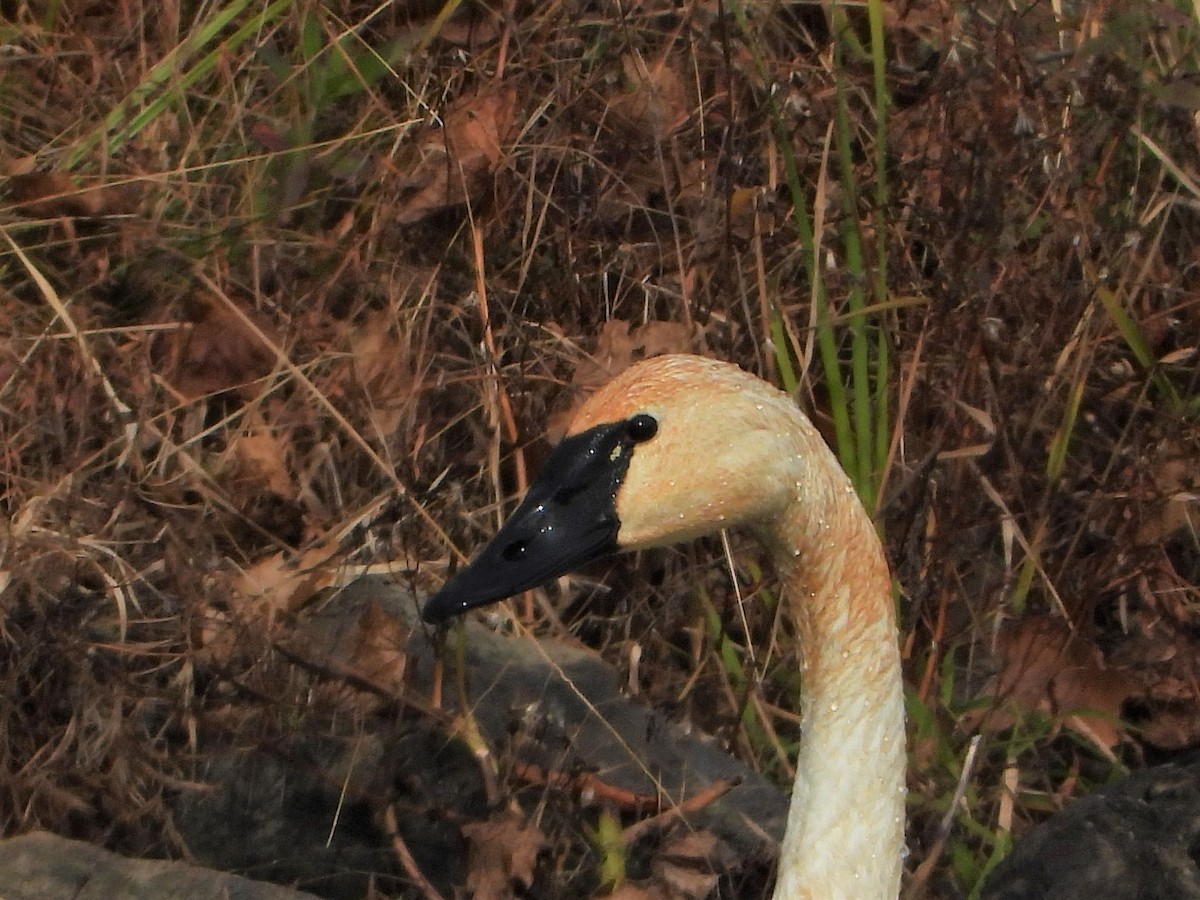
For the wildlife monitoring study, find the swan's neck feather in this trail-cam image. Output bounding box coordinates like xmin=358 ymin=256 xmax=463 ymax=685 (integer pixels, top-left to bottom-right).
xmin=574 ymin=356 xmax=907 ymax=898
xmin=766 ymin=438 xmax=906 ymax=899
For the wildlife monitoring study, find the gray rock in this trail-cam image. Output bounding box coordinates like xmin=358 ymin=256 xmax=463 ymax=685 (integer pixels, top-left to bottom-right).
xmin=0 ymin=831 xmax=321 ymax=900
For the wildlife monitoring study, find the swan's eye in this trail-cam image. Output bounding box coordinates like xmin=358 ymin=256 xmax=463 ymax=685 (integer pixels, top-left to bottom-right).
xmin=625 ymin=414 xmax=658 ymax=443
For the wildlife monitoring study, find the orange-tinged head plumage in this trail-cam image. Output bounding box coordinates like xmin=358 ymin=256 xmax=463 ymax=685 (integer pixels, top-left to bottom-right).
xmin=567 ymin=354 xmax=817 ymax=553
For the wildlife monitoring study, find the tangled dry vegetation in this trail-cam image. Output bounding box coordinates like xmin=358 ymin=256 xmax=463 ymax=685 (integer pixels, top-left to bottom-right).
xmin=1 ymin=1 xmax=1199 ymax=898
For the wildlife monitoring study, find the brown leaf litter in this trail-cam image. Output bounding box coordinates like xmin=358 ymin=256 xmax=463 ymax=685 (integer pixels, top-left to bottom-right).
xmin=393 ymin=82 xmax=520 ymax=225
xmin=1135 ymin=445 xmax=1198 ymax=546
xmin=462 ymin=812 xmax=547 ymax=900
xmin=970 ymin=441 xmax=1200 ymax=755
xmin=970 ymin=616 xmax=1142 ymax=754
xmin=6 ymin=168 xmax=141 ymax=219
xmin=154 ymin=296 xmax=279 ymax=400
xmin=608 ymin=53 xmax=691 ymax=144
xmin=605 ymin=830 xmax=735 ymax=900
xmin=223 ymin=425 xmax=296 ymax=500
xmin=345 ymin=310 xmax=423 ymax=440
xmin=547 ymin=319 xmax=698 ymax=441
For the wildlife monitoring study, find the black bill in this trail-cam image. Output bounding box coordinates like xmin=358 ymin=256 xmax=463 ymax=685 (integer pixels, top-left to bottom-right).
xmin=421 ymin=415 xmax=656 ymax=624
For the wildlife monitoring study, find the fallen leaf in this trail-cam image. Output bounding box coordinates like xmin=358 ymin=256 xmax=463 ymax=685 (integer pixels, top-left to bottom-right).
xmin=602 ymin=830 xmax=731 ymax=900
xmin=636 ymin=321 xmax=693 ymax=359
xmin=462 ymin=812 xmax=547 ymax=900
xmin=592 ymin=155 xmax=667 ymax=225
xmin=226 ymin=429 xmax=295 ymax=498
xmin=434 ymin=7 xmax=503 ymax=47
xmin=1140 ymin=703 xmax=1200 ymax=749
xmin=249 ymin=121 xmax=288 ymax=153
xmin=578 ymin=320 xmax=638 ymax=388
xmin=394 ymin=83 xmax=519 ymax=224
xmin=196 ymin=547 xmax=335 ymax=669
xmin=610 ymin=53 xmax=691 ymax=144
xmin=8 ymin=171 xmax=140 ymax=218
xmin=548 ymin=320 xmax=698 ymax=441
xmin=156 ymin=298 xmax=278 ymax=400
xmin=334 ymin=599 xmax=410 ymax=688
xmin=651 ymin=830 xmax=731 ymax=899
xmin=350 ymin=312 xmax=419 ymax=436
xmin=575 ymin=319 xmax=694 ymax=391
xmin=282 ymin=597 xmax=413 ymax=717
xmin=971 ymin=616 xmax=1143 ymax=753
xmin=1136 ymin=449 xmax=1199 ymax=545
xmin=212 ymin=543 xmax=339 ymax=644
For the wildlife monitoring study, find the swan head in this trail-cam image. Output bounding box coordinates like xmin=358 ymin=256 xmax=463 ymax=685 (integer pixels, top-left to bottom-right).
xmin=422 ymin=354 xmax=803 ymax=624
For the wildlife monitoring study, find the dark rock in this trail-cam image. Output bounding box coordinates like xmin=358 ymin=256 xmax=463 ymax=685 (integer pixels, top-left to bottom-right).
xmin=982 ymin=763 xmax=1200 ymax=900
xmin=0 ymin=831 xmax=320 ymax=900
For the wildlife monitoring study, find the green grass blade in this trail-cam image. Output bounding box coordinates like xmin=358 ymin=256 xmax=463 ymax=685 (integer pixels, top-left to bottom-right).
xmin=1096 ymin=284 xmax=1184 ymax=410
xmin=832 ymin=27 xmax=875 ymax=506
xmin=727 ymin=0 xmax=859 ymax=482
xmin=867 ymin=0 xmax=892 ymax=483
xmin=68 ymin=0 xmax=294 ymax=167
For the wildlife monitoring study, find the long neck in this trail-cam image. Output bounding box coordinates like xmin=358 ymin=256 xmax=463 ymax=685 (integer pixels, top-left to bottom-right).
xmin=761 ymin=436 xmax=906 ymax=900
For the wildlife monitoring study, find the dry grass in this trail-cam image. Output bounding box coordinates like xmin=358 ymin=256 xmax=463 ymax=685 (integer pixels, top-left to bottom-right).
xmin=1 ymin=1 xmax=1199 ymax=897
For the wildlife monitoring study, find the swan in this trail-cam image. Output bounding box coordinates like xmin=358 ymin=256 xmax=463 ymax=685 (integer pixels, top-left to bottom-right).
xmin=422 ymin=353 xmax=906 ymax=899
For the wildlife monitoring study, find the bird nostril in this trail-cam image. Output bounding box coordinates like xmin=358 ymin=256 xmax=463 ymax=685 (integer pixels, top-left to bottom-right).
xmin=501 ymin=539 xmax=529 ymax=561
